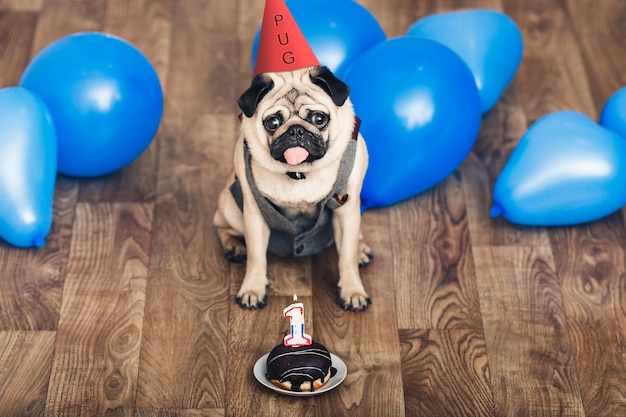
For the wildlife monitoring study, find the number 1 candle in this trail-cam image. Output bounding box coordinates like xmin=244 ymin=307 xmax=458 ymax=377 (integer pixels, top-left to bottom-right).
xmin=283 ymin=295 xmax=312 ymax=347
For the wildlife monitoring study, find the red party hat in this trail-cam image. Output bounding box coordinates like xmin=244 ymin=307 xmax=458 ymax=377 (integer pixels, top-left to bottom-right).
xmin=253 ymin=0 xmax=320 ymax=77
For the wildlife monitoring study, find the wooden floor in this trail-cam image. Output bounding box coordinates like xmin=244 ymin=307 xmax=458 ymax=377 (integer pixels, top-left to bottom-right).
xmin=1 ymin=0 xmax=626 ymax=415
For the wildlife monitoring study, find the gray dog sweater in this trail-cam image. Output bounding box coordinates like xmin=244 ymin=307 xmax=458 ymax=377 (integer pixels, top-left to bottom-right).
xmin=230 ymin=133 xmax=358 ymax=258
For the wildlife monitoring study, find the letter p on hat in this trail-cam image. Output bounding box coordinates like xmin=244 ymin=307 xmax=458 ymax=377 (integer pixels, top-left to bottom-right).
xmin=253 ymin=0 xmax=320 ymax=77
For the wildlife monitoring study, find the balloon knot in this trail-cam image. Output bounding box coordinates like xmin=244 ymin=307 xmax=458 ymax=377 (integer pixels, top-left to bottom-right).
xmin=33 ymin=236 xmax=46 ymax=247
xmin=490 ymin=204 xmax=503 ymax=218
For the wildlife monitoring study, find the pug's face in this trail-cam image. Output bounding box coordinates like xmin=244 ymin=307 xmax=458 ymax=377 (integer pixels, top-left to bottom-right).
xmin=238 ymin=66 xmax=353 ymax=172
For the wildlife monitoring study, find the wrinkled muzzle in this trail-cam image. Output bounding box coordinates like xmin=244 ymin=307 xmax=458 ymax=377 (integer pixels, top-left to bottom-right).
xmin=270 ymin=124 xmax=327 ymax=165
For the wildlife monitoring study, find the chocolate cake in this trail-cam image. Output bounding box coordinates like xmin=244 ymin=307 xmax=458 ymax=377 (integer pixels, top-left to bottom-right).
xmin=266 ymin=341 xmax=337 ymax=392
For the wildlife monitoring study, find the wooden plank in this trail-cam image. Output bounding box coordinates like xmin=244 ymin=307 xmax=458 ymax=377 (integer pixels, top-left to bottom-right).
xmin=165 ymin=0 xmax=238 ymax=117
xmin=399 ymin=328 xmax=494 ymax=416
xmin=235 ymin=0 xmax=263 ymax=92
xmin=311 ymin=209 xmax=405 ymax=417
xmin=568 ymin=12 xmax=626 ymax=386
xmin=462 ymin=93 xmax=552 ymax=248
xmin=136 ymin=115 xmax=232 ymax=409
xmin=508 ymin=0 xmax=626 ymax=414
xmin=447 ymin=1 xmax=527 ymax=247
xmin=0 ymin=11 xmax=37 ymax=87
xmin=433 ymin=0 xmax=502 ymax=11
xmin=390 ymin=174 xmax=482 ymax=330
xmin=561 ymin=2 xmax=626 ymax=415
xmin=473 ymin=246 xmax=584 ymax=416
xmin=0 ymin=331 xmax=55 ymax=416
xmin=565 ymin=0 xmax=626 ymax=111
xmin=136 ymin=10 xmax=238 ymax=413
xmin=504 ymin=0 xmax=596 ymax=122
xmin=76 ymin=0 xmax=174 ymax=204
xmin=136 ymin=409 xmax=224 ymax=417
xmin=0 ymin=177 xmax=77 ymax=331
xmin=0 ymin=0 xmax=43 ymax=12
xmin=31 ymin=0 xmax=106 ymax=55
xmin=549 ymin=217 xmax=626 ymax=415
xmin=357 ymin=0 xmax=420 ymax=38
xmin=45 ymin=202 xmax=153 ymax=416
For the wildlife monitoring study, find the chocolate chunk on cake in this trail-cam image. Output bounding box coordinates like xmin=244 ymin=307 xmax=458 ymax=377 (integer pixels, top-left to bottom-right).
xmin=266 ymin=341 xmax=336 ymax=392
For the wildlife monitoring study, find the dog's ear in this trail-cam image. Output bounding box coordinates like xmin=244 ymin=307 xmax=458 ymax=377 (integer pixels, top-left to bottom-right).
xmin=310 ymin=66 xmax=350 ymax=107
xmin=238 ymin=75 xmax=275 ymax=118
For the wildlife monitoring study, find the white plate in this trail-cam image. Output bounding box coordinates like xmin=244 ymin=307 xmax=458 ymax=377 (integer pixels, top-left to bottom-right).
xmin=253 ymin=352 xmax=347 ymax=396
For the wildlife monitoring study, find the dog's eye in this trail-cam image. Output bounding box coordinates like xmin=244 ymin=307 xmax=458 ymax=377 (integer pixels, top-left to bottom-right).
xmin=264 ymin=116 xmax=281 ymax=132
xmin=309 ymin=112 xmax=329 ymax=129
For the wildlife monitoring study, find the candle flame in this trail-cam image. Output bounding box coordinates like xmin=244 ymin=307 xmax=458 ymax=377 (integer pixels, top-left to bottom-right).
xmin=293 ymin=294 xmax=297 ymax=302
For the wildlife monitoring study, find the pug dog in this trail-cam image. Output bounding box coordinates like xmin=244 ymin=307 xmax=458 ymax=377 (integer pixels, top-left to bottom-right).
xmin=213 ymin=65 xmax=372 ymax=311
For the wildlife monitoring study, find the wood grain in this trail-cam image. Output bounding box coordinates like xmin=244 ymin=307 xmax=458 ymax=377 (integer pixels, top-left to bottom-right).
xmin=549 ymin=217 xmax=626 ymax=415
xmin=462 ymin=91 xmax=552 ymax=248
xmin=165 ymin=0 xmax=239 ymax=117
xmin=473 ymin=246 xmax=584 ymax=416
xmin=136 ymin=410 xmax=224 ymax=417
xmin=45 ymin=203 xmax=153 ymax=416
xmin=0 ymin=331 xmax=55 ymax=416
xmin=235 ymin=0 xmax=263 ymax=92
xmin=31 ymin=0 xmax=106 ymax=55
xmin=400 ymin=328 xmax=494 ymax=416
xmin=564 ymin=0 xmax=626 ymax=111
xmin=391 ymin=174 xmax=482 ymax=330
xmin=0 ymin=177 xmax=77 ymax=331
xmin=311 ymin=210 xmax=405 ymax=417
xmin=136 ymin=115 xmax=232 ymax=409
xmin=0 ymin=10 xmax=37 ymax=86
xmin=504 ymin=0 xmax=596 ymax=122
xmin=0 ymin=0 xmax=43 ymax=12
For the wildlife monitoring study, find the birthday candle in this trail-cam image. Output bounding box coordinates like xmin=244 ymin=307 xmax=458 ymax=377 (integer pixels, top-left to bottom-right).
xmin=283 ymin=295 xmax=312 ymax=347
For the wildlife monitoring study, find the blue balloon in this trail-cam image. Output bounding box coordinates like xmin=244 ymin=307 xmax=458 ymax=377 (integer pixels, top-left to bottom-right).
xmin=492 ymin=111 xmax=626 ymax=226
xmin=0 ymin=87 xmax=57 ymax=248
xmin=407 ymin=9 xmax=523 ymax=113
xmin=252 ymin=0 xmax=386 ymax=77
xmin=20 ymin=32 xmax=163 ymax=177
xmin=342 ymin=37 xmax=481 ymax=209
xmin=600 ymin=86 xmax=626 ymax=138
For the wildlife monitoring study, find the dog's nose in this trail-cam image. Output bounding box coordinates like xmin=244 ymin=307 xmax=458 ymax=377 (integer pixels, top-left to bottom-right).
xmin=287 ymin=125 xmax=305 ymax=138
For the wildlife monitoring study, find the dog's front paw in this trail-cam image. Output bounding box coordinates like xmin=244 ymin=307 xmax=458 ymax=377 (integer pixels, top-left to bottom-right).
xmin=236 ymin=292 xmax=267 ymax=309
xmin=337 ymin=286 xmax=371 ymax=312
xmin=236 ymin=283 xmax=268 ymax=309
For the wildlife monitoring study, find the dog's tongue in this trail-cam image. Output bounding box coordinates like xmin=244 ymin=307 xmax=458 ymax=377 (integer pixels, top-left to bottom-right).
xmin=284 ymin=146 xmax=309 ymax=165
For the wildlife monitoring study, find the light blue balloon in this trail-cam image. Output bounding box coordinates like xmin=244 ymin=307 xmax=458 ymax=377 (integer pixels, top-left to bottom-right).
xmin=20 ymin=32 xmax=163 ymax=177
xmin=407 ymin=9 xmax=523 ymax=113
xmin=342 ymin=37 xmax=481 ymax=209
xmin=492 ymin=111 xmax=626 ymax=226
xmin=251 ymin=0 xmax=386 ymax=78
xmin=0 ymin=87 xmax=57 ymax=247
xmin=600 ymin=86 xmax=626 ymax=138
